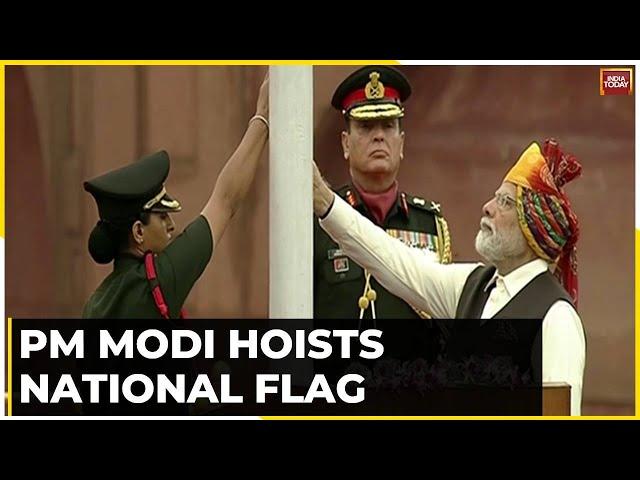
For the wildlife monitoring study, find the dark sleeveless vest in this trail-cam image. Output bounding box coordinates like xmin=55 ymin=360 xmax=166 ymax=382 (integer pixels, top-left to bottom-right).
xmin=447 ymin=265 xmax=577 ymax=374
xmin=456 ymin=265 xmax=574 ymax=319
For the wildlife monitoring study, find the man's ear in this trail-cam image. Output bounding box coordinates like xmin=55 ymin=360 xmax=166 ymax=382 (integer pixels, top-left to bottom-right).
xmin=131 ymin=220 xmax=144 ymax=245
xmin=341 ymin=130 xmax=350 ymax=161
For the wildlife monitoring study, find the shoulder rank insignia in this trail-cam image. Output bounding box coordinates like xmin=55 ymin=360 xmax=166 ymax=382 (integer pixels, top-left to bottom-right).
xmin=408 ymin=195 xmax=444 ymax=216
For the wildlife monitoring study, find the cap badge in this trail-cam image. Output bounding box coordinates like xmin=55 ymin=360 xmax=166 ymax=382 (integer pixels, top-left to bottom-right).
xmin=143 ymin=185 xmax=167 ymax=210
xmin=365 ymin=72 xmax=385 ymax=100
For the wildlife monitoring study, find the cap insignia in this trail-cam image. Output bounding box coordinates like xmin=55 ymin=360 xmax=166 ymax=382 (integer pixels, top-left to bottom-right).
xmin=365 ymin=72 xmax=385 ymax=100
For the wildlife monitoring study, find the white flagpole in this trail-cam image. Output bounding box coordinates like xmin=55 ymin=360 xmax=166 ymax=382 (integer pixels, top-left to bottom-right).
xmin=269 ymin=66 xmax=313 ymax=320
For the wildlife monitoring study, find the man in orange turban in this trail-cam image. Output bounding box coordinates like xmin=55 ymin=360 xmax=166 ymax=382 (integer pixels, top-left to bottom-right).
xmin=500 ymin=139 xmax=581 ymax=305
xmin=313 ymin=138 xmax=586 ymax=415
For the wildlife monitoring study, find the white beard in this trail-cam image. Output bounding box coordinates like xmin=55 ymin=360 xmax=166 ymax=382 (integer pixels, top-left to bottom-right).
xmin=475 ymin=220 xmax=528 ymax=264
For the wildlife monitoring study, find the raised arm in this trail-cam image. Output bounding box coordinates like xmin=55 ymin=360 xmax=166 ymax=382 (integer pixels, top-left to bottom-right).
xmin=313 ymin=161 xmax=478 ymax=318
xmin=202 ymin=73 xmax=269 ymax=244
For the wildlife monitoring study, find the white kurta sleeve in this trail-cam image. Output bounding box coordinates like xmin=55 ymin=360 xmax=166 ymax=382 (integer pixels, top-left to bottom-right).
xmin=539 ymin=300 xmax=586 ymax=416
xmin=319 ymin=194 xmax=479 ymax=318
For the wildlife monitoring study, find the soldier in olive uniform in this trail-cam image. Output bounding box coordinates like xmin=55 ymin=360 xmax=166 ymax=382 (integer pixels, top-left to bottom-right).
xmin=314 ymin=66 xmax=452 ymax=364
xmin=83 ymin=75 xmax=269 ymax=320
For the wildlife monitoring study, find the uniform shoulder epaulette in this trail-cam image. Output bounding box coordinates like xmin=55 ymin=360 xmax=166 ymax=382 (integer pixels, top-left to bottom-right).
xmin=405 ymin=193 xmax=453 ymax=264
xmin=405 ymin=193 xmax=443 ymax=216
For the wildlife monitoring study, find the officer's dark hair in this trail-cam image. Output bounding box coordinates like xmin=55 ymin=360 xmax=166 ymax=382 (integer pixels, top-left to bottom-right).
xmin=343 ymin=116 xmax=403 ymax=132
xmin=88 ymin=212 xmax=152 ymax=264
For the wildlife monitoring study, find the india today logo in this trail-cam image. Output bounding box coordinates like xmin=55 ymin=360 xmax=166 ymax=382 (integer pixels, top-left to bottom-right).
xmin=600 ymin=68 xmax=633 ymax=95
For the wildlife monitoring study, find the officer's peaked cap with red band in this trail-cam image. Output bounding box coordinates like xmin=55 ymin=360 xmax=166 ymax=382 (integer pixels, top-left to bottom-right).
xmin=331 ymin=65 xmax=412 ymax=120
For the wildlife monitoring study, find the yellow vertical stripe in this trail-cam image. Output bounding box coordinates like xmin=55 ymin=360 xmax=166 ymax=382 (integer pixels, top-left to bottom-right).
xmin=634 ymin=231 xmax=640 ymax=417
xmin=8 ymin=317 xmax=12 ymax=416
xmin=0 ymin=65 xmax=5 ymax=238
